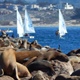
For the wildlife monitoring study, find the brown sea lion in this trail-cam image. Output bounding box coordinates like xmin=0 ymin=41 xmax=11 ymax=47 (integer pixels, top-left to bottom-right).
xmin=0 ymin=30 xmax=8 ymax=39
xmin=68 ymin=56 xmax=80 ymax=64
xmin=14 ymin=50 xmax=42 ymax=62
xmin=23 ymin=57 xmax=37 ymax=66
xmin=0 ymin=48 xmax=20 ymax=80
xmin=27 ymin=60 xmax=55 ymax=76
xmin=0 ymin=48 xmax=32 ymax=80
xmin=67 ymin=49 xmax=77 ymax=56
xmin=18 ymin=39 xmax=28 ymax=49
xmin=29 ymin=40 xmax=42 ymax=50
xmin=71 ymin=69 xmax=80 ymax=76
xmin=67 ymin=49 xmax=80 ymax=56
xmin=17 ymin=62 xmax=32 ymax=79
xmin=14 ymin=48 xmax=69 ymax=63
xmin=38 ymin=50 xmax=69 ymax=62
xmin=51 ymin=60 xmax=73 ymax=80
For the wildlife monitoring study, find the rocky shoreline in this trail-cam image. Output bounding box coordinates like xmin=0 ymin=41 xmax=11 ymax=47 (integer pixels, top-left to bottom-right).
xmin=0 ymin=31 xmax=80 ymax=80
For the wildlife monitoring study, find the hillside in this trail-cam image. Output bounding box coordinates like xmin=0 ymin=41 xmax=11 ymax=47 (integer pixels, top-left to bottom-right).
xmin=0 ymin=8 xmax=80 ymax=26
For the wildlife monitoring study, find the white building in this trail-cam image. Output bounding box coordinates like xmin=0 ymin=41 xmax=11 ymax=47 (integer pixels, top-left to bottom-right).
xmin=31 ymin=4 xmax=39 ymax=9
xmin=64 ymin=3 xmax=74 ymax=10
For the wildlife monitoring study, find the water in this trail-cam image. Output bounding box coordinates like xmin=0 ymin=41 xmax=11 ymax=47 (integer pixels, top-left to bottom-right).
xmin=0 ymin=26 xmax=80 ymax=54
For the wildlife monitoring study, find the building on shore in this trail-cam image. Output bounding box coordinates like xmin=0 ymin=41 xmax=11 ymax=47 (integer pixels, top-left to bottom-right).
xmin=64 ymin=3 xmax=74 ymax=10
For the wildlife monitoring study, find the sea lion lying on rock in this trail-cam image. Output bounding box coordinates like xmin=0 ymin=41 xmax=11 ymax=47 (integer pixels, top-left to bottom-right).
xmin=68 ymin=56 xmax=80 ymax=66
xmin=11 ymin=48 xmax=69 ymax=63
xmin=17 ymin=62 xmax=32 ymax=79
xmin=0 ymin=48 xmax=20 ymax=80
xmin=51 ymin=60 xmax=73 ymax=80
xmin=71 ymin=62 xmax=80 ymax=71
xmin=27 ymin=60 xmax=55 ymax=76
xmin=29 ymin=40 xmax=42 ymax=50
xmin=14 ymin=50 xmax=43 ymax=62
xmin=68 ymin=56 xmax=80 ymax=71
xmin=67 ymin=49 xmax=80 ymax=56
xmin=0 ymin=48 xmax=32 ymax=80
xmin=18 ymin=39 xmax=29 ymax=49
xmin=38 ymin=49 xmax=69 ymax=62
xmin=71 ymin=69 xmax=80 ymax=76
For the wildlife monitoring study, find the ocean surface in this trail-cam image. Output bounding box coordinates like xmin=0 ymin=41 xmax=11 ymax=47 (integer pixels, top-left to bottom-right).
xmin=0 ymin=26 xmax=80 ymax=54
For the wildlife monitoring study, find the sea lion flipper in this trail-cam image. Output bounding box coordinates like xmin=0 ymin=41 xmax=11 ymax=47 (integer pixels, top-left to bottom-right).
xmin=0 ymin=69 xmax=4 ymax=76
xmin=23 ymin=57 xmax=37 ymax=66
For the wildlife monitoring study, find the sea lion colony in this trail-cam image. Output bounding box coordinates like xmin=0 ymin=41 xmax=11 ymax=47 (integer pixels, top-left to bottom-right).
xmin=0 ymin=31 xmax=80 ymax=80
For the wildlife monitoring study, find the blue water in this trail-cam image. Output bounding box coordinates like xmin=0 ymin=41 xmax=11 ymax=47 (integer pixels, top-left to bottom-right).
xmin=0 ymin=26 xmax=80 ymax=54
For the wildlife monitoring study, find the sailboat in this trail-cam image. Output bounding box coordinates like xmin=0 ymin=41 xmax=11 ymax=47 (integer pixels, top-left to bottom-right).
xmin=16 ymin=6 xmax=24 ymax=37
xmin=5 ymin=29 xmax=13 ymax=33
xmin=24 ymin=7 xmax=35 ymax=38
xmin=16 ymin=6 xmax=35 ymax=38
xmin=56 ymin=9 xmax=67 ymax=38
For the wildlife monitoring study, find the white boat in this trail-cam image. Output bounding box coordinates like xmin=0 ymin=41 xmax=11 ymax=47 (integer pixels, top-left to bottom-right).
xmin=16 ymin=6 xmax=35 ymax=38
xmin=58 ymin=9 xmax=68 ymax=38
xmin=16 ymin=6 xmax=24 ymax=37
xmin=29 ymin=36 xmax=34 ymax=39
xmin=24 ymin=6 xmax=35 ymax=38
xmin=0 ymin=29 xmax=13 ymax=33
xmin=5 ymin=29 xmax=13 ymax=33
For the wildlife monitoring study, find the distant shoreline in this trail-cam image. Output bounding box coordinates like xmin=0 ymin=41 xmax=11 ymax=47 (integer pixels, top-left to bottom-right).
xmin=0 ymin=23 xmax=80 ymax=28
xmin=33 ymin=23 xmax=80 ymax=27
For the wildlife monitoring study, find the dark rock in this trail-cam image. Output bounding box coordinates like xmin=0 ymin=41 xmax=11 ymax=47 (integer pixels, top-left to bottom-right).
xmin=71 ymin=69 xmax=80 ymax=76
xmin=32 ymin=70 xmax=49 ymax=80
xmin=55 ymin=74 xmax=80 ymax=80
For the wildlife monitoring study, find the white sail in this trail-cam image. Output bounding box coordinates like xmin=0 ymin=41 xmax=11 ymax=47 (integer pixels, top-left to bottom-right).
xmin=59 ymin=9 xmax=67 ymax=38
xmin=24 ymin=9 xmax=35 ymax=34
xmin=16 ymin=7 xmax=24 ymax=37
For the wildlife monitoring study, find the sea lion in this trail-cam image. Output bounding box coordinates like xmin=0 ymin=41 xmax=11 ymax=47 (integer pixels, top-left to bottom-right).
xmin=71 ymin=69 xmax=80 ymax=76
xmin=16 ymin=48 xmax=68 ymax=63
xmin=14 ymin=50 xmax=42 ymax=62
xmin=0 ymin=48 xmax=32 ymax=80
xmin=27 ymin=60 xmax=55 ymax=76
xmin=17 ymin=62 xmax=32 ymax=79
xmin=38 ymin=49 xmax=69 ymax=62
xmin=29 ymin=40 xmax=42 ymax=50
xmin=23 ymin=57 xmax=37 ymax=66
xmin=0 ymin=30 xmax=8 ymax=39
xmin=0 ymin=48 xmax=20 ymax=80
xmin=69 ymin=56 xmax=80 ymax=63
xmin=6 ymin=47 xmax=68 ymax=63
xmin=18 ymin=39 xmax=28 ymax=49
